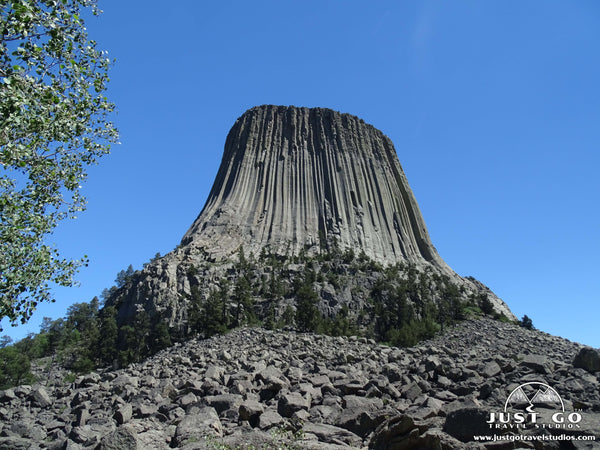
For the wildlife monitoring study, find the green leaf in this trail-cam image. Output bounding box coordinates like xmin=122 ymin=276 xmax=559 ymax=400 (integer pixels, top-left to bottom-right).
xmin=0 ymin=0 xmax=119 ymax=331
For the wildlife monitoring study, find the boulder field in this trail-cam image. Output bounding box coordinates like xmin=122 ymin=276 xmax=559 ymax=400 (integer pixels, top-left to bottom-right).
xmin=1 ymin=318 xmax=598 ymax=449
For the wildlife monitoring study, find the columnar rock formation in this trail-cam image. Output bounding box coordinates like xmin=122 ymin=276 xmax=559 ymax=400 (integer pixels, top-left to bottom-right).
xmin=182 ymin=105 xmax=447 ymax=268
xmin=110 ymin=105 xmax=515 ymax=326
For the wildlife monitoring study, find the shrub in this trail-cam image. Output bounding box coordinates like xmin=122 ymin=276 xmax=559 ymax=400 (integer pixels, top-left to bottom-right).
xmin=519 ymin=315 xmax=534 ymax=330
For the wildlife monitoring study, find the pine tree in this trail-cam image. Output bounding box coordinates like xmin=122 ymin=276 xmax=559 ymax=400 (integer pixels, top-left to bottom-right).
xmin=479 ymin=294 xmax=495 ymax=315
xmin=97 ymin=306 xmax=118 ymax=366
xmin=150 ymin=320 xmax=172 ymax=352
xmin=115 ymin=265 xmax=135 ymax=288
xmin=233 ymin=275 xmax=254 ymax=326
xmin=117 ymin=325 xmax=136 ymax=366
xmin=202 ymin=289 xmax=228 ymax=337
xmin=188 ymin=285 xmax=203 ymax=333
xmin=0 ymin=346 xmax=34 ymax=389
xmin=520 ymin=315 xmax=534 ymax=330
xmin=295 ymin=283 xmax=321 ymax=332
xmin=329 ymin=304 xmax=355 ymax=336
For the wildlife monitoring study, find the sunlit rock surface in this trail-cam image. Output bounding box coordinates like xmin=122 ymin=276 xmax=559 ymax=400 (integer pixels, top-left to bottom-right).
xmin=183 ymin=105 xmax=446 ymax=267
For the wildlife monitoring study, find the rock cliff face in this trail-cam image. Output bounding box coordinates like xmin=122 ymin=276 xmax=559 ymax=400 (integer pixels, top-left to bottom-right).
xmin=109 ymin=105 xmax=515 ymax=328
xmin=182 ymin=105 xmax=446 ymax=268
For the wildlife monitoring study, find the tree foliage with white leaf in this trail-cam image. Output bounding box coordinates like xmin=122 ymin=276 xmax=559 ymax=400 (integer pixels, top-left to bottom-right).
xmin=0 ymin=0 xmax=118 ymax=329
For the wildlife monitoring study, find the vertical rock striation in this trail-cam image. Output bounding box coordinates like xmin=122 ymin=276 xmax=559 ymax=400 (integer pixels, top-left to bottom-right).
xmin=182 ymin=105 xmax=447 ymax=269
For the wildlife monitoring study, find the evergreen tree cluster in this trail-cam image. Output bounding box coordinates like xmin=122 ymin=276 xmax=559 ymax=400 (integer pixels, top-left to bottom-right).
xmin=0 ymin=263 xmax=171 ymax=389
xmin=182 ymin=245 xmax=500 ymax=347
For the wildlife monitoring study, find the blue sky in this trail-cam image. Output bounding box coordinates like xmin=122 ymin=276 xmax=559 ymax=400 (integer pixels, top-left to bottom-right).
xmin=3 ymin=1 xmax=599 ymax=347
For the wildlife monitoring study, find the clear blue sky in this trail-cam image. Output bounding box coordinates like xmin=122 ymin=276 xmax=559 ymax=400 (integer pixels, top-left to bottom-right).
xmin=3 ymin=1 xmax=599 ymax=347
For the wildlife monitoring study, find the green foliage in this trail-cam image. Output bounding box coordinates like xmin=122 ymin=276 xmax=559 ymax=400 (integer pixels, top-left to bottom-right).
xmin=266 ymin=265 xmax=285 ymax=299
xmin=100 ymin=286 xmax=117 ymax=304
xmin=386 ymin=317 xmax=439 ymax=347
xmin=263 ymin=303 xmax=277 ymax=330
xmin=97 ymin=305 xmax=117 ymax=365
xmin=124 ymin=310 xmax=151 ymax=362
xmin=12 ymin=330 xmax=48 ymax=359
xmin=69 ymin=355 xmax=94 ymax=373
xmin=143 ymin=252 xmax=161 ymax=269
xmin=342 ymin=247 xmax=355 ymax=264
xmin=150 ymin=320 xmax=172 ymax=351
xmin=462 ymin=305 xmax=482 ymax=317
xmin=202 ymin=286 xmax=228 ymax=338
xmin=0 ymin=281 xmax=173 ymax=387
xmin=188 ymin=279 xmax=230 ymax=338
xmin=66 ymin=298 xmax=98 ymax=331
xmin=478 ymin=293 xmax=495 ymax=315
xmin=439 ymin=279 xmax=466 ymax=323
xmin=117 ymin=324 xmax=136 ymax=367
xmin=321 ymin=304 xmax=357 ymax=337
xmin=99 ymin=264 xmax=137 ymax=304
xmin=115 ymin=265 xmax=135 ymax=288
xmin=371 ymin=264 xmax=417 ymax=338
xmin=73 ymin=300 xmax=171 ymax=369
xmin=0 ymin=335 xmax=12 ymax=348
xmin=63 ymin=372 xmax=77 ymax=384
xmin=0 ymin=0 xmax=118 ymax=329
xmin=233 ymin=275 xmax=255 ymax=326
xmin=187 ymin=285 xmax=203 ymax=332
xmin=0 ymin=345 xmax=34 ymax=388
xmin=496 ymin=313 xmax=512 ymax=323
xmin=294 ymin=282 xmax=321 ymax=332
xmin=237 ymin=246 xmax=248 ymax=268
xmin=520 ymin=314 xmax=534 ymax=330
xmin=0 ymin=240 xmax=502 ymax=388
xmin=278 ymin=305 xmax=295 ymax=328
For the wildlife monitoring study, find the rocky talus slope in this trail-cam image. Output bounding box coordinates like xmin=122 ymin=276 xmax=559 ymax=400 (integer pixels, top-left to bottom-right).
xmin=1 ymin=319 xmax=598 ymax=449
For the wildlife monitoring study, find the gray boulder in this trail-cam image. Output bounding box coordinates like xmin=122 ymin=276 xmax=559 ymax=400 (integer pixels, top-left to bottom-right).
xmin=258 ymin=409 xmax=284 ymax=430
xmin=573 ymin=347 xmax=600 ymax=373
xmin=97 ymin=427 xmax=138 ymax=450
xmin=278 ymin=392 xmax=309 ymax=418
xmin=239 ymin=399 xmax=264 ymax=425
xmin=303 ymin=422 xmax=363 ymax=447
xmin=113 ymin=403 xmax=132 ymax=425
xmin=519 ymin=354 xmax=554 ymax=374
xmin=369 ymin=415 xmax=440 ymax=450
xmin=30 ymin=385 xmax=52 ymax=408
xmin=173 ymin=407 xmax=222 ymax=446
xmin=443 ymin=407 xmax=490 ymax=443
xmin=0 ymin=436 xmax=31 ymax=450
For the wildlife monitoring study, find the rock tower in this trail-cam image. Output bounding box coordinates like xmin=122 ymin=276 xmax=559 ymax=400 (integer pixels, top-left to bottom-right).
xmin=183 ymin=105 xmax=446 ymax=268
xmin=110 ymin=105 xmax=515 ymax=326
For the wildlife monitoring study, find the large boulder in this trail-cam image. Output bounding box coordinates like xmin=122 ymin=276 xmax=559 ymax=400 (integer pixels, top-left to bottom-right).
xmin=573 ymin=347 xmax=600 ymax=373
xmin=172 ymin=407 xmax=222 ymax=446
xmin=369 ymin=415 xmax=443 ymax=450
xmin=443 ymin=407 xmax=491 ymax=443
xmin=97 ymin=427 xmax=138 ymax=450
